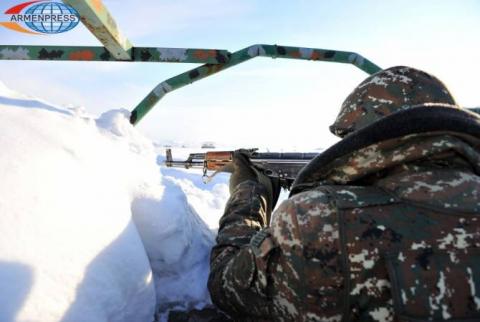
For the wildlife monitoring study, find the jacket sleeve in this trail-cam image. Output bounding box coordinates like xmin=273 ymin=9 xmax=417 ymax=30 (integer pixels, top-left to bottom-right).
xmin=208 ymin=180 xmax=273 ymax=319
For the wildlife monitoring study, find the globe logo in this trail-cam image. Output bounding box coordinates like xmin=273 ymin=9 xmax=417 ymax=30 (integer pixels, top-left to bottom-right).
xmin=0 ymin=1 xmax=80 ymax=35
xmin=25 ymin=2 xmax=79 ymax=34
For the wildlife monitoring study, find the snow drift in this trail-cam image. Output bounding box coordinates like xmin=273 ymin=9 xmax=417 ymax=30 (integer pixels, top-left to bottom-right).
xmin=0 ymin=82 xmax=229 ymax=322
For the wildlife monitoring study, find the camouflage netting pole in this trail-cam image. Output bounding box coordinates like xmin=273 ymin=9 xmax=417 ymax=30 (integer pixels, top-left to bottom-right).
xmin=62 ymin=0 xmax=133 ymax=60
xmin=0 ymin=45 xmax=230 ymax=64
xmin=0 ymin=1 xmax=383 ymax=125
xmin=129 ymin=44 xmax=382 ymax=125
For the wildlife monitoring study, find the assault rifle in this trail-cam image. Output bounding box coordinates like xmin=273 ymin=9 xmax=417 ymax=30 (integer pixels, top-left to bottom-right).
xmin=164 ymin=148 xmax=319 ymax=190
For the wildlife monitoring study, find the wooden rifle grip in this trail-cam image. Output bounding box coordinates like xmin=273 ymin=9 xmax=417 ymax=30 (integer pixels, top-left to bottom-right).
xmin=205 ymin=151 xmax=233 ymax=170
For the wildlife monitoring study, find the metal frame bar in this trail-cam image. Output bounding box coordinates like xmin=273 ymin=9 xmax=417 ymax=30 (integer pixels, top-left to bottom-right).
xmin=0 ymin=2 xmax=384 ymax=125
xmin=0 ymin=45 xmax=230 ymax=63
xmin=129 ymin=44 xmax=382 ymax=124
xmin=1 ymin=1 xmax=474 ymax=125
xmin=63 ymin=0 xmax=133 ymax=60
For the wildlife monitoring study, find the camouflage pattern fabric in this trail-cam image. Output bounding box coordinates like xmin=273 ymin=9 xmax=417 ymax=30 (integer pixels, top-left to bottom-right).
xmin=208 ymin=182 xmax=273 ymax=321
xmin=167 ymin=307 xmax=233 ymax=322
xmin=330 ymin=66 xmax=457 ymax=138
xmin=208 ymin=131 xmax=480 ymax=321
xmin=208 ymin=66 xmax=480 ymax=321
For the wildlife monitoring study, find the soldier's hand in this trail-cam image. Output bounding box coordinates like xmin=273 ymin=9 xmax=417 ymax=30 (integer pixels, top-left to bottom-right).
xmin=229 ymin=150 xmax=281 ymax=218
xmin=229 ymin=150 xmax=257 ymax=192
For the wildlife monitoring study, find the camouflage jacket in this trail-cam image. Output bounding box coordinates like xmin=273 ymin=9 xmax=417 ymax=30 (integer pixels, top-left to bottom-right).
xmin=209 ymin=108 xmax=480 ymax=321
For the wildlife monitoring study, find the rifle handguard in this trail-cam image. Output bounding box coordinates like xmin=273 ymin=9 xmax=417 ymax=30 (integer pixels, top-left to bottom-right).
xmin=204 ymin=151 xmax=233 ymax=171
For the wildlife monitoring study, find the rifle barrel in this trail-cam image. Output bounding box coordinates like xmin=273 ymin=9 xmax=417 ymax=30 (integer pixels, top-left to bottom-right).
xmin=165 ymin=160 xmax=204 ymax=168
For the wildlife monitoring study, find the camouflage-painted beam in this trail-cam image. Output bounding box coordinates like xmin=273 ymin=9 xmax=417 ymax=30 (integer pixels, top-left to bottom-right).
xmin=130 ymin=44 xmax=381 ymax=124
xmin=62 ymin=0 xmax=132 ymax=60
xmin=0 ymin=45 xmax=230 ymax=63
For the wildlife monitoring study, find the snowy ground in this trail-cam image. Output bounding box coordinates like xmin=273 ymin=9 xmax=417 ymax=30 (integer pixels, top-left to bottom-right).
xmin=0 ymin=81 xmax=232 ymax=322
xmin=0 ymin=80 xmax=309 ymax=322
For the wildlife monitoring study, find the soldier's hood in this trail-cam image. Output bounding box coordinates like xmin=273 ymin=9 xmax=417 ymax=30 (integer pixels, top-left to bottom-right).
xmin=291 ymin=105 xmax=480 ymax=197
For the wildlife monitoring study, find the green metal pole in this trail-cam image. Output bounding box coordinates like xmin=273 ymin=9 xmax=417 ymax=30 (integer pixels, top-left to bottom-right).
xmin=0 ymin=45 xmax=230 ymax=64
xmin=130 ymin=44 xmax=381 ymax=124
xmin=63 ymin=0 xmax=133 ymax=60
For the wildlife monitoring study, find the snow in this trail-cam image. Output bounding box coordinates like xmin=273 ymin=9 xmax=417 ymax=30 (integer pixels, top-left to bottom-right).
xmin=0 ymin=81 xmax=230 ymax=322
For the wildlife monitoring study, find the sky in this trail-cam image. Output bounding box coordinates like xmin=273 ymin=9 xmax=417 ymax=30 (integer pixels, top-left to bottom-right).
xmin=0 ymin=0 xmax=479 ymax=149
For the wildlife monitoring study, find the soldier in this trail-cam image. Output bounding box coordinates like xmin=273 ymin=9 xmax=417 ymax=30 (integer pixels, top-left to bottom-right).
xmin=208 ymin=66 xmax=480 ymax=321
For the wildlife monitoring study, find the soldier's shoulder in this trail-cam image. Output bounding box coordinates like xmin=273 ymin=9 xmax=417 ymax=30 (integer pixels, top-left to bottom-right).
xmin=271 ymin=187 xmax=337 ymax=231
xmin=288 ymin=186 xmax=332 ymax=205
xmin=282 ymin=185 xmax=393 ymax=209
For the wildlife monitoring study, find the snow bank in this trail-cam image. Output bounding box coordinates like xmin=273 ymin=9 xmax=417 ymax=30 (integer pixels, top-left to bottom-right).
xmin=0 ymin=82 xmax=229 ymax=322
